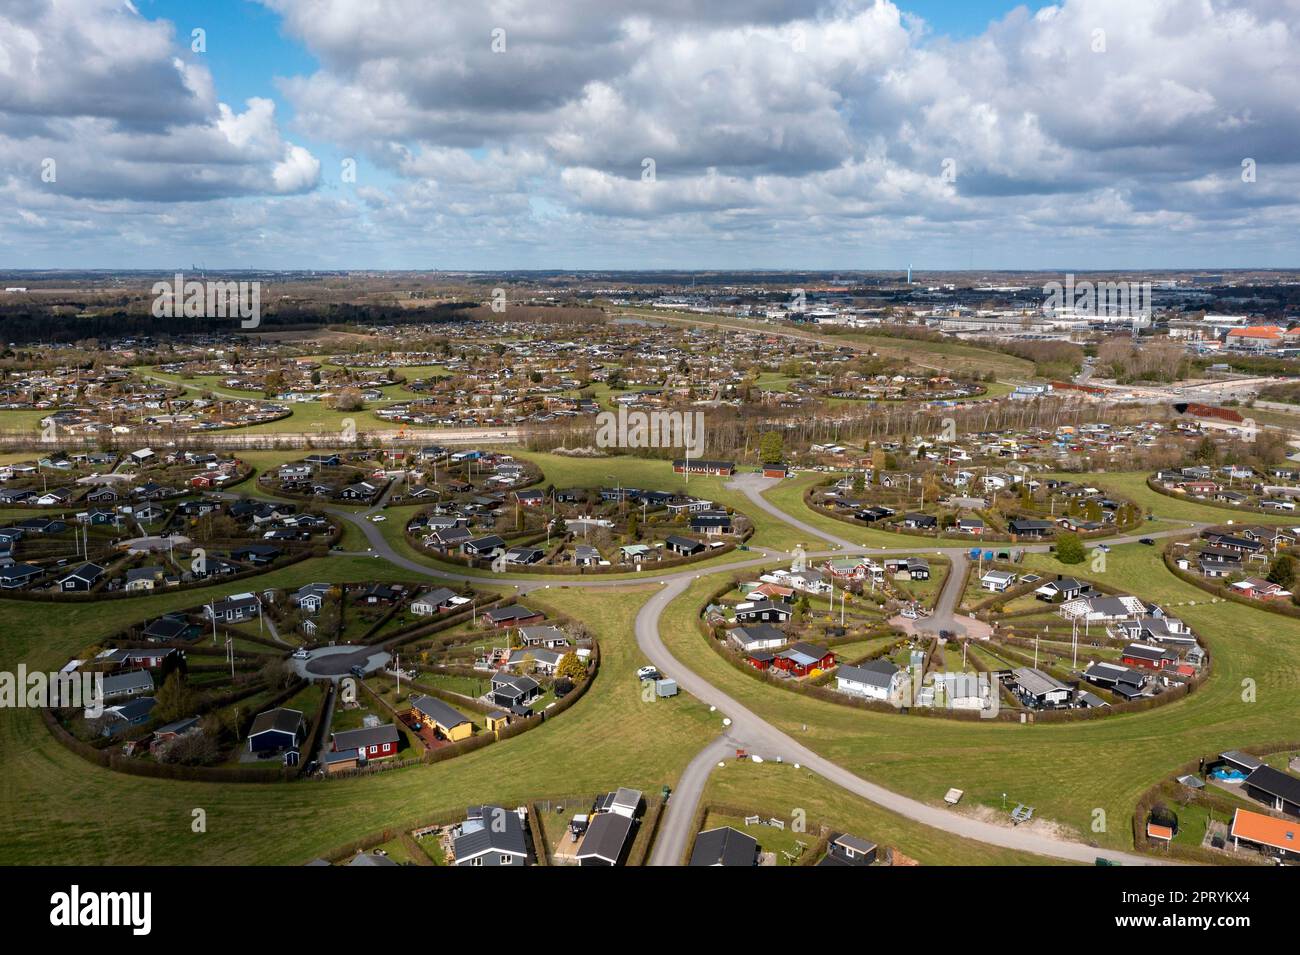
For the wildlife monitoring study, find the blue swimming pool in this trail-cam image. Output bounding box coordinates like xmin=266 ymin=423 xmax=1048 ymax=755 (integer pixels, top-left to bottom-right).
xmin=1210 ymin=767 xmax=1248 ymax=782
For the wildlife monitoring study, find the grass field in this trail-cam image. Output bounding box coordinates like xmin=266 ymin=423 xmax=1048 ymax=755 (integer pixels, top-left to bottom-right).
xmin=701 ymin=762 xmax=1073 ymax=866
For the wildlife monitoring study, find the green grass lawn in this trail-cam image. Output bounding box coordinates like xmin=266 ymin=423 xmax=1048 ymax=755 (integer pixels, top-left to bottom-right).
xmin=701 ymin=762 xmax=1071 ymax=865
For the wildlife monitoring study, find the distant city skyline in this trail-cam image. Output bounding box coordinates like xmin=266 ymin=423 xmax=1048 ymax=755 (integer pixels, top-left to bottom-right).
xmin=2 ymin=1 xmax=1298 ymax=270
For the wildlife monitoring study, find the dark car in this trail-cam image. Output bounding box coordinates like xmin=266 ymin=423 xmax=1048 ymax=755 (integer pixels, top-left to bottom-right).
xmin=349 ymin=664 xmax=366 ymax=678
xmin=1139 ymin=538 xmax=1156 ymax=546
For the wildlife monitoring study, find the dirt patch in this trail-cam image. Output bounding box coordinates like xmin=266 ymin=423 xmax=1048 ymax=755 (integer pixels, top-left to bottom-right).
xmin=962 ymin=802 xmax=1082 ymax=842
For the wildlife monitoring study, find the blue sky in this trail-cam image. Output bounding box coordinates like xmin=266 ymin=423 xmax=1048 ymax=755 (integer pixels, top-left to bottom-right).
xmin=2 ymin=1 xmax=1298 ymax=270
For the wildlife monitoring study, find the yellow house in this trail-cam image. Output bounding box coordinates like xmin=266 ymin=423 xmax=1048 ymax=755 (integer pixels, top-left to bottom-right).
xmin=410 ymin=694 xmax=475 ymax=742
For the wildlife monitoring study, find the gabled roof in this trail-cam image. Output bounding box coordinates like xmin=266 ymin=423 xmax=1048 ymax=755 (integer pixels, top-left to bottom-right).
xmin=1244 ymin=765 xmax=1300 ymax=805
xmin=332 ymin=723 xmax=400 ymax=752
xmin=1230 ymin=808 xmax=1299 ymax=852
xmin=576 ymin=811 xmax=634 ymax=864
xmin=410 ymin=694 xmax=473 ymax=729
xmin=248 ymin=707 xmax=305 ymax=738
xmin=690 ymin=826 xmax=758 ymax=866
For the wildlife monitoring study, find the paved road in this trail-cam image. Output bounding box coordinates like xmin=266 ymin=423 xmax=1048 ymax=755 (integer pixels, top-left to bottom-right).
xmin=727 ymin=472 xmax=856 ymax=550
xmin=648 ymin=734 xmax=739 ymax=866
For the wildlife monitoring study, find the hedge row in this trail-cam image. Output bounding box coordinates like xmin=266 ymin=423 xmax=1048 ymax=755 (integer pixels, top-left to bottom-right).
xmin=1162 ymin=538 xmax=1300 ymax=621
xmin=1 ymin=546 xmax=319 ymax=604
xmin=1146 ymin=474 xmax=1289 ymax=519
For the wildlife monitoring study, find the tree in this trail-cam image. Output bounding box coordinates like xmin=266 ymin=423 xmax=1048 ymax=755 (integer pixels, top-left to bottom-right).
xmin=556 ymin=652 xmax=587 ymax=684
xmin=1267 ymin=554 xmax=1295 ymax=589
xmin=626 ymin=510 xmax=640 ymax=540
xmin=758 ymin=431 xmax=784 ymax=464
xmin=1192 ymin=436 xmax=1218 ymax=465
xmin=154 ymin=671 xmax=194 ymax=722
xmin=1055 ymin=532 xmax=1086 ymax=565
xmin=852 ymin=471 xmax=865 ymax=495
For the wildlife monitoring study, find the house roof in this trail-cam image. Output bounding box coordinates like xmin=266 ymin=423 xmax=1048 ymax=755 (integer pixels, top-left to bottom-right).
xmin=1230 ymin=808 xmax=1299 ymax=852
xmin=248 ymin=707 xmax=305 ymax=738
xmin=410 ymin=694 xmax=473 ymax=729
xmin=1013 ymin=667 xmax=1069 ymax=696
xmin=492 ymin=672 xmax=541 ymax=695
xmin=689 ymin=826 xmax=758 ymax=866
xmin=485 ymin=605 xmax=539 ymax=623
xmin=102 ymin=669 xmax=154 ymax=695
xmin=837 ymin=662 xmax=897 ymax=690
xmin=332 ymin=723 xmax=400 ymax=752
xmin=1244 ymin=765 xmax=1300 ymax=805
xmin=576 ymin=811 xmax=634 ymax=863
xmin=413 ymin=587 xmax=456 ymax=606
xmin=1220 ymin=750 xmax=1264 ymax=771
xmin=453 ymin=806 xmax=527 ymax=861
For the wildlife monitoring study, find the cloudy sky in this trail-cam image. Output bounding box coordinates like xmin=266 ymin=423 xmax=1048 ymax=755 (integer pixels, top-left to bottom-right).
xmin=1 ymin=0 xmax=1298 ymax=270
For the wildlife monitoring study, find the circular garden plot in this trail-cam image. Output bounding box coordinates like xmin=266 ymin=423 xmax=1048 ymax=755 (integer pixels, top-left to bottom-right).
xmin=40 ymin=582 xmax=597 ymax=783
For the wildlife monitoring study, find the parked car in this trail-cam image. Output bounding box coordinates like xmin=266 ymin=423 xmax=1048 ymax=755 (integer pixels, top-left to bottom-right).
xmin=291 ymin=648 xmax=309 ymax=660
xmin=1139 ymin=538 xmax=1156 ymax=546
xmin=349 ymin=664 xmax=366 ymax=678
xmin=636 ymin=665 xmax=660 ymax=681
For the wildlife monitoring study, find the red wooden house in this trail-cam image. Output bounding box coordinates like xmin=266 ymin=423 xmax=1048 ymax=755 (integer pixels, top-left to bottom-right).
xmin=773 ymin=642 xmax=836 ymax=677
xmin=1121 ymin=643 xmax=1176 ymax=671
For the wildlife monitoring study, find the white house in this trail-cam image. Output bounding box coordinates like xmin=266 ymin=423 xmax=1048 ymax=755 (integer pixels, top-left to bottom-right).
xmin=836 ymin=660 xmax=904 ymax=702
xmin=980 ymin=570 xmax=1017 ymax=592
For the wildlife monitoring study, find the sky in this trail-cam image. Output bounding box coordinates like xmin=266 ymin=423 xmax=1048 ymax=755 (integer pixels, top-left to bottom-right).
xmin=1 ymin=0 xmax=1298 ymax=272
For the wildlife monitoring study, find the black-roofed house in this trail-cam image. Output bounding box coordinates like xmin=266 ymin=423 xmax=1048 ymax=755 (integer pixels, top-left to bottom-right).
xmin=331 ymin=723 xmax=401 ymax=764
xmin=689 ymin=826 xmax=759 ymax=866
xmin=664 ymin=534 xmax=705 ymax=557
xmin=247 ymin=707 xmax=306 ymax=754
xmin=733 ymin=599 xmax=792 ymax=624
xmin=0 ymin=563 xmax=43 ymax=590
xmin=1244 ymin=765 xmax=1300 ymax=817
xmin=453 ymin=806 xmax=529 ymax=866
xmin=483 ymin=605 xmax=544 ymax=629
xmin=409 ymin=694 xmax=474 ymax=742
xmin=817 ymin=832 xmax=878 ymax=867
xmin=57 ymin=562 xmax=105 ymax=592
xmin=491 ymin=673 xmax=541 ymax=710
xmin=142 ymin=613 xmax=197 ymax=643
xmin=206 ymin=592 xmax=261 ymax=623
xmin=575 ymin=811 xmax=634 ymax=866
xmin=410 ymin=587 xmax=458 ymax=616
xmin=101 ymin=669 xmax=154 ymax=701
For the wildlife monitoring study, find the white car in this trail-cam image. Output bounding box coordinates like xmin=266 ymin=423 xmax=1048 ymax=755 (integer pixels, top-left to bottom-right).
xmin=369 ymin=515 xmax=387 ymax=522
xmin=636 ymin=665 xmax=660 ymax=681
xmin=900 ymin=607 xmax=919 ymax=619
xmin=291 ymin=648 xmax=309 ymax=660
